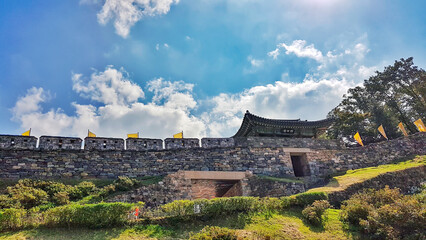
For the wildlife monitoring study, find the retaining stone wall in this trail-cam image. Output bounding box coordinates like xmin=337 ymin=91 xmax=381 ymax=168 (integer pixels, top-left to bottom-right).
xmin=306 ymin=133 xmax=426 ymax=182
xmin=328 ymin=165 xmax=426 ymax=206
xmin=246 ymin=177 xmax=306 ymax=198
xmin=234 ymin=137 xmax=345 ymax=149
xmin=0 ymin=133 xmax=424 ymax=180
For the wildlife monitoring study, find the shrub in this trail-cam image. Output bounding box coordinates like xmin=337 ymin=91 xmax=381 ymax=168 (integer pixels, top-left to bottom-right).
xmin=341 ymin=186 xmax=401 ymax=225
xmin=0 ymin=208 xmax=26 ymax=231
xmin=44 ymin=182 xmax=71 ymax=197
xmin=359 ymin=196 xmax=426 ymax=239
xmin=7 ymin=186 xmax=48 ymax=209
xmin=189 ymin=226 xmax=238 ymax=240
xmin=0 ymin=195 xmax=18 ymax=209
xmin=341 ymin=187 xmax=426 ymax=239
xmin=75 ymin=181 xmax=97 ymax=196
xmin=67 ymin=182 xmax=97 ymax=201
xmin=159 ymin=197 xmax=284 ymax=221
xmin=302 ymin=200 xmax=331 ymax=226
xmin=98 ymin=184 xmax=116 ymax=198
xmin=52 ymin=192 xmax=70 ymax=205
xmin=114 ymin=176 xmax=139 ymax=191
xmin=45 ymin=202 xmax=138 ymax=228
xmin=289 ymin=192 xmax=328 ymax=207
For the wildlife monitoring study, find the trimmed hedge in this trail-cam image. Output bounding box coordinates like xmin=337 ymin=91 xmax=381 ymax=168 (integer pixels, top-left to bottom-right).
xmin=288 ymin=192 xmax=328 ymax=207
xmin=45 ymin=202 xmax=138 ymax=228
xmin=159 ymin=192 xmax=328 ymax=221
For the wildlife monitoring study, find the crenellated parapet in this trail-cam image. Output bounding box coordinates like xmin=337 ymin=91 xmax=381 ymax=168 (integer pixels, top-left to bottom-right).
xmin=126 ymin=138 xmax=163 ymax=151
xmin=84 ymin=137 xmax=124 ymax=150
xmin=164 ymin=138 xmax=200 ymax=149
xmin=0 ymin=134 xmax=349 ymax=151
xmin=0 ymin=135 xmax=37 ymax=149
xmin=201 ymin=138 xmax=234 ymax=148
xmin=39 ymin=136 xmax=82 ymax=150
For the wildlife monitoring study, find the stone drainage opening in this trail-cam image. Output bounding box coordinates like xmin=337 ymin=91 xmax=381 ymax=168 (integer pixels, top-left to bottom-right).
xmin=290 ymin=153 xmax=310 ymax=177
xmin=183 ymin=171 xmax=247 ymax=199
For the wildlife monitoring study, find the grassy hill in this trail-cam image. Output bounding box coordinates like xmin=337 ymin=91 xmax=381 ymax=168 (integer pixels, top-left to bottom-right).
xmin=0 ymin=155 xmax=424 ymax=239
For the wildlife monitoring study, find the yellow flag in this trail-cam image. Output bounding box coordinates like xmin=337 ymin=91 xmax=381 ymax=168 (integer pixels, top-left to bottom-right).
xmin=398 ymin=122 xmax=408 ymax=136
xmin=127 ymin=132 xmax=139 ymax=138
xmin=173 ymin=131 xmax=183 ymax=138
xmin=377 ymin=125 xmax=388 ymax=140
xmin=21 ymin=129 xmax=31 ymax=136
xmin=414 ymin=119 xmax=425 ymax=132
xmin=88 ymin=130 xmax=96 ymax=138
xmin=354 ymin=132 xmax=364 ymax=146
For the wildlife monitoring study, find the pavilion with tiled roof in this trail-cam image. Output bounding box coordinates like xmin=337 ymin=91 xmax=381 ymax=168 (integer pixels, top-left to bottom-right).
xmin=232 ymin=111 xmax=333 ymax=138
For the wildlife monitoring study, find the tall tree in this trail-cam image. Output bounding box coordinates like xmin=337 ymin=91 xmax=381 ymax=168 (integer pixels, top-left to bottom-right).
xmin=327 ymin=57 xmax=425 ymax=141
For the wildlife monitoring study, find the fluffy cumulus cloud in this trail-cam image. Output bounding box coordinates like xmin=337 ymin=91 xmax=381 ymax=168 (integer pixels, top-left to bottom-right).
xmin=97 ymin=0 xmax=180 ymax=38
xmin=12 ymin=67 xmax=205 ymax=139
xmin=72 ymin=66 xmax=144 ymax=105
xmin=268 ymin=40 xmax=323 ymax=62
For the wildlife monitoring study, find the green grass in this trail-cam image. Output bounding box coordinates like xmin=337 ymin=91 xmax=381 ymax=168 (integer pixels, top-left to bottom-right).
xmin=0 ymin=208 xmax=362 ymax=239
xmin=244 ymin=208 xmax=360 ymax=240
xmin=308 ymin=155 xmax=425 ymax=193
xmin=257 ymin=175 xmax=304 ymax=184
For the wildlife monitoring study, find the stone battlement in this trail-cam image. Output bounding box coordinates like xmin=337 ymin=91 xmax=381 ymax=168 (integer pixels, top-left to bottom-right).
xmin=0 ymin=135 xmax=345 ymax=151
xmin=0 ymin=133 xmax=424 ymax=180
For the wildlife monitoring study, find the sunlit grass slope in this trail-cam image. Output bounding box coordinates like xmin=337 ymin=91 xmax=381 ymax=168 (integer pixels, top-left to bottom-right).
xmin=308 ymin=155 xmax=425 ymax=193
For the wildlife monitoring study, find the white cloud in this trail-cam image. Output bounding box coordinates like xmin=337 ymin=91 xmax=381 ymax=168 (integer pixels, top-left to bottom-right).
xmin=248 ymin=56 xmax=264 ymax=68
xmin=267 ymin=48 xmax=280 ymax=60
xmin=155 ymin=43 xmax=160 ymax=50
xmin=269 ymin=40 xmax=323 ymax=62
xmin=12 ymin=67 xmax=205 ymax=139
xmin=12 ymin=87 xmax=49 ymax=119
xmin=163 ymin=43 xmax=169 ymax=48
xmin=72 ymin=66 xmax=144 ymax=106
xmin=97 ymin=0 xmax=180 ymax=38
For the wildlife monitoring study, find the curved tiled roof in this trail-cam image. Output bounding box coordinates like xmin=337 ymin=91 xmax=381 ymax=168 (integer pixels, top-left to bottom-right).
xmin=232 ymin=111 xmax=333 ymax=137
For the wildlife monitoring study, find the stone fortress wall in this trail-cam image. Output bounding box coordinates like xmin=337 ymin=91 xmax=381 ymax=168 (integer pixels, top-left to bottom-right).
xmin=0 ymin=133 xmax=424 ymax=181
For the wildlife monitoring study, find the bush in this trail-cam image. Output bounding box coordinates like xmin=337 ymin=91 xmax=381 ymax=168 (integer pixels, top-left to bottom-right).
xmin=302 ymin=200 xmax=331 ymax=226
xmin=98 ymin=185 xmax=116 ymax=198
xmin=0 ymin=208 xmax=26 ymax=231
xmin=52 ymin=192 xmax=70 ymax=205
xmin=67 ymin=182 xmax=97 ymax=201
xmin=7 ymin=186 xmax=48 ymax=209
xmin=289 ymin=192 xmax=328 ymax=207
xmin=0 ymin=195 xmax=18 ymax=209
xmin=189 ymin=226 xmax=238 ymax=240
xmin=341 ymin=186 xmax=400 ymax=225
xmin=359 ymin=196 xmax=426 ymax=239
xmin=341 ymin=186 xmax=426 ymax=239
xmin=114 ymin=176 xmax=139 ymax=191
xmin=160 ymin=197 xmax=280 ymax=220
xmin=45 ymin=202 xmax=138 ymax=228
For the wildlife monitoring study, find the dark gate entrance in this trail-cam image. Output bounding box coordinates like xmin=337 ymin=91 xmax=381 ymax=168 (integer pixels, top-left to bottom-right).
xmin=290 ymin=154 xmax=310 ymax=177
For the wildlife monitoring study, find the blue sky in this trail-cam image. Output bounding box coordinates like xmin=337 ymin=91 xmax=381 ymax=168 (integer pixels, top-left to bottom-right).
xmin=0 ymin=0 xmax=425 ymax=139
